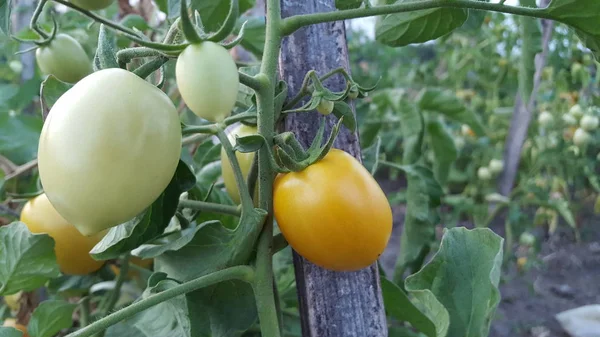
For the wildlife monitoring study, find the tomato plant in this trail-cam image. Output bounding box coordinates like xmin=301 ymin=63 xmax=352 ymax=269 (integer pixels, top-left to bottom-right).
xmin=35 ymin=34 xmax=92 ymax=83
xmin=38 ymin=68 xmax=182 ymax=236
xmin=221 ymin=123 xmax=257 ymax=204
xmin=20 ymin=193 xmax=105 ymax=275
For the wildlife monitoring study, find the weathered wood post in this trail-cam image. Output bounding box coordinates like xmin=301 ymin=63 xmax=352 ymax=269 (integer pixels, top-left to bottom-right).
xmin=278 ymin=1 xmax=388 ymax=336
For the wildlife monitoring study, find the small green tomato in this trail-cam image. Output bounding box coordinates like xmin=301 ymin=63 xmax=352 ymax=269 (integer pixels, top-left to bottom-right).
xmin=316 ymin=99 xmax=334 ymax=115
xmin=562 ymin=114 xmax=577 ymax=126
xmin=538 ymin=111 xmax=553 ymax=127
xmin=569 ymin=104 xmax=584 ymax=119
xmin=519 ymin=232 xmax=536 ymax=246
xmin=573 ymin=128 xmax=591 ymax=147
xmin=477 ymin=167 xmax=492 ymax=181
xmin=580 ymin=115 xmax=599 ymax=131
xmin=488 ymin=159 xmax=504 ymax=175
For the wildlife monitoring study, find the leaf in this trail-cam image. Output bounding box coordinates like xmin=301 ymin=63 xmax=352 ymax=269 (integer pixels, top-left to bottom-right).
xmin=335 ymin=0 xmax=362 ymax=10
xmin=234 ymin=135 xmax=264 ymax=153
xmin=545 ymin=0 xmax=600 ymax=60
xmin=0 ymin=0 xmax=11 ymax=36
xmin=0 ymin=328 xmax=23 ymax=337
xmin=427 ymin=119 xmax=458 ymax=186
xmin=235 ymin=16 xmax=265 ymax=58
xmin=405 ymin=228 xmax=503 ymax=337
xmin=417 ymin=88 xmax=486 ymax=136
xmin=93 ymin=25 xmax=119 ymax=71
xmin=376 ymin=3 xmax=467 ymax=47
xmin=518 ymin=0 xmax=542 ymax=103
xmin=362 ymin=136 xmax=381 ymax=175
xmin=40 ymin=76 xmax=72 ymax=121
xmin=332 ymin=101 xmax=357 ymax=132
xmin=27 ymin=300 xmax=76 ymax=337
xmin=0 ymin=222 xmax=60 ymax=295
xmin=46 ymin=275 xmax=98 ymax=297
xmin=120 ymin=14 xmax=151 ymax=31
xmin=191 ymin=0 xmax=255 ymax=33
xmin=399 ymin=99 xmax=423 ymax=165
xmin=381 ymin=278 xmax=447 ymax=337
xmin=548 ymin=199 xmax=576 ymax=230
xmin=0 ymin=113 xmax=42 ymax=165
xmin=90 ymin=161 xmax=196 ymax=260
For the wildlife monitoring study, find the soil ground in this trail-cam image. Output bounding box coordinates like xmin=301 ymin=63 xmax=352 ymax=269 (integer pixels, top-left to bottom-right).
xmin=378 ymin=179 xmax=600 ymax=337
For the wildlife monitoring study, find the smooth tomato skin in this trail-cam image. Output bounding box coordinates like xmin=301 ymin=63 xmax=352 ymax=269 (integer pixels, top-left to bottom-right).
xmin=38 ymin=68 xmax=181 ymax=236
xmin=273 ymin=149 xmax=392 ymax=271
xmin=70 ymin=0 xmax=114 ymax=10
xmin=221 ymin=124 xmax=257 ymax=204
xmin=35 ymin=34 xmax=92 ymax=83
xmin=176 ymin=42 xmax=239 ymax=122
xmin=3 ymin=319 xmax=29 ymax=337
xmin=20 ymin=194 xmax=105 ymax=275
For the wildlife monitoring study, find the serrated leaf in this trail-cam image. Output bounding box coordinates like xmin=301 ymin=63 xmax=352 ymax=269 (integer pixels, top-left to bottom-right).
xmin=381 ymin=278 xmax=447 ymax=337
xmin=93 ymin=25 xmax=119 ymax=71
xmin=28 ymin=300 xmax=76 ymax=337
xmin=427 ymin=119 xmax=458 ymax=186
xmin=545 ymin=0 xmax=600 ymax=60
xmin=40 ymin=76 xmax=72 ymax=121
xmin=418 ymin=88 xmax=486 ymax=136
xmin=376 ymin=4 xmax=467 ymax=47
xmin=0 ymin=0 xmax=11 ymax=36
xmin=90 ymin=161 xmax=196 ymax=260
xmin=335 ymin=0 xmax=362 ymax=10
xmin=332 ymin=101 xmax=357 ymax=132
xmin=399 ymin=99 xmax=423 ymax=165
xmin=0 ymin=222 xmax=60 ymax=295
xmin=405 ymin=228 xmax=503 ymax=337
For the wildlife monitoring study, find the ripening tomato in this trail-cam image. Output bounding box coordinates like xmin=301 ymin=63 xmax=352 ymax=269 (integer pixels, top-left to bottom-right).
xmin=2 ymin=319 xmax=28 ymax=337
xmin=70 ymin=0 xmax=114 ymax=10
xmin=176 ymin=42 xmax=239 ymax=122
xmin=35 ymin=34 xmax=92 ymax=83
xmin=38 ymin=68 xmax=182 ymax=236
xmin=20 ymin=194 xmax=105 ymax=275
xmin=273 ymin=149 xmax=392 ymax=271
xmin=221 ymin=124 xmax=257 ymax=204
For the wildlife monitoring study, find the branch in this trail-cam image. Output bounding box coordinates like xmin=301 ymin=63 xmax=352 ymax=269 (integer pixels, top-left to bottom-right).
xmin=239 ymin=72 xmax=263 ymax=92
xmin=178 ymin=199 xmax=242 ymax=217
xmin=281 ymin=0 xmax=554 ymax=36
xmin=65 ymin=266 xmax=255 ymax=337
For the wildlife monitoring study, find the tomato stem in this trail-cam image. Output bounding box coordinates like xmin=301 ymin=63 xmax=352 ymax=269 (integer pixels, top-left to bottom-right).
xmin=64 ymin=266 xmax=255 ymax=337
xmin=99 ymin=254 xmax=129 ymax=316
xmin=216 ymin=128 xmax=254 ymax=212
xmin=178 ymin=199 xmax=241 ymax=217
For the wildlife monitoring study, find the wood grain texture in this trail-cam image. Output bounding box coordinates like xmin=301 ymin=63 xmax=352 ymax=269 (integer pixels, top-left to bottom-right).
xmin=278 ymin=1 xmax=388 ymax=336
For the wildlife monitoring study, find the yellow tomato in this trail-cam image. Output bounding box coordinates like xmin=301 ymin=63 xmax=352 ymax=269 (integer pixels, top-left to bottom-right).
xmin=20 ymin=194 xmax=105 ymax=275
xmin=221 ymin=124 xmax=257 ymax=204
xmin=273 ymin=149 xmax=392 ymax=271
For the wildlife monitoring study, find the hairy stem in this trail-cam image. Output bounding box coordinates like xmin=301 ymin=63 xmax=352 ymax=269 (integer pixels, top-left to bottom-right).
xmin=178 ymin=199 xmax=241 ymax=216
xmin=52 ymin=0 xmax=140 ymax=37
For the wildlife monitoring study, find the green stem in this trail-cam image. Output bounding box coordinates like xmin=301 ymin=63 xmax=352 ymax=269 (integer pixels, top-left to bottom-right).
xmin=239 ymin=72 xmax=263 ymax=92
xmin=101 ymin=254 xmax=130 ymax=316
xmin=281 ymin=0 xmax=554 ymax=36
xmin=181 ymin=124 xmax=218 ymax=135
xmin=224 ymin=111 xmax=257 ymax=126
xmin=117 ymin=47 xmax=169 ymax=66
xmin=66 ymin=266 xmax=255 ymax=337
xmin=181 ymin=134 xmax=211 ymax=146
xmin=178 ymin=199 xmax=241 ymax=217
xmin=30 ymin=0 xmax=49 ymax=39
xmin=79 ymin=297 xmax=91 ymax=327
xmin=133 ymin=57 xmax=169 ymax=79
xmin=283 ymin=68 xmax=348 ymax=110
xmin=216 ymin=128 xmax=254 ymax=212
xmin=52 ymin=0 xmax=141 ymax=37
xmin=272 ymin=233 xmax=288 ymax=254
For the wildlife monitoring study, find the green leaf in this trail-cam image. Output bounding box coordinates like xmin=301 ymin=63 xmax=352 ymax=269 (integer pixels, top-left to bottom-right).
xmin=235 ymin=16 xmax=265 ymax=58
xmin=399 ymin=99 xmax=423 ymax=165
xmin=120 ymin=14 xmax=151 ymax=31
xmin=376 ymin=3 xmax=467 ymax=47
xmin=234 ymin=135 xmax=264 ymax=153
xmin=28 ymin=300 xmax=76 ymax=337
xmin=191 ymin=0 xmax=255 ymax=33
xmin=332 ymin=101 xmax=357 ymax=132
xmin=335 ymin=0 xmax=362 ymax=10
xmin=93 ymin=25 xmax=119 ymax=71
xmin=381 ymin=278 xmax=447 ymax=337
xmin=90 ymin=161 xmax=196 ymax=260
xmin=0 ymin=0 xmax=11 ymax=36
xmin=0 ymin=113 xmax=42 ymax=165
xmin=40 ymin=75 xmax=73 ymax=120
xmin=548 ymin=199 xmax=576 ymax=230
xmin=427 ymin=119 xmax=458 ymax=186
xmin=405 ymin=228 xmax=503 ymax=337
xmin=545 ymin=0 xmax=600 ymax=60
xmin=46 ymin=275 xmax=98 ymax=297
xmin=417 ymin=88 xmax=486 ymax=136
xmin=0 ymin=222 xmax=60 ymax=295
xmin=518 ymin=0 xmax=542 ymax=103
xmin=0 ymin=327 xmax=23 ymax=337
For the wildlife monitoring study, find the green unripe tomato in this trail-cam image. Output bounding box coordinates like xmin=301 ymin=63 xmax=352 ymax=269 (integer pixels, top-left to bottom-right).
xmin=35 ymin=34 xmax=92 ymax=83
xmin=573 ymin=128 xmax=591 ymax=147
xmin=519 ymin=232 xmax=536 ymax=246
xmin=538 ymin=111 xmax=553 ymax=127
xmin=562 ymin=113 xmax=577 ymax=126
xmin=221 ymin=124 xmax=258 ymax=204
xmin=70 ymin=0 xmax=114 ymax=10
xmin=488 ymin=159 xmax=504 ymax=175
xmin=477 ymin=167 xmax=492 ymax=181
xmin=580 ymin=115 xmax=599 ymax=131
xmin=176 ymin=42 xmax=239 ymax=122
xmin=569 ymin=104 xmax=584 ymax=119
xmin=38 ymin=68 xmax=182 ymax=236
xmin=8 ymin=60 xmax=22 ymax=74
xmin=348 ymin=85 xmax=359 ymax=99
xmin=316 ymin=99 xmax=334 ymax=115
